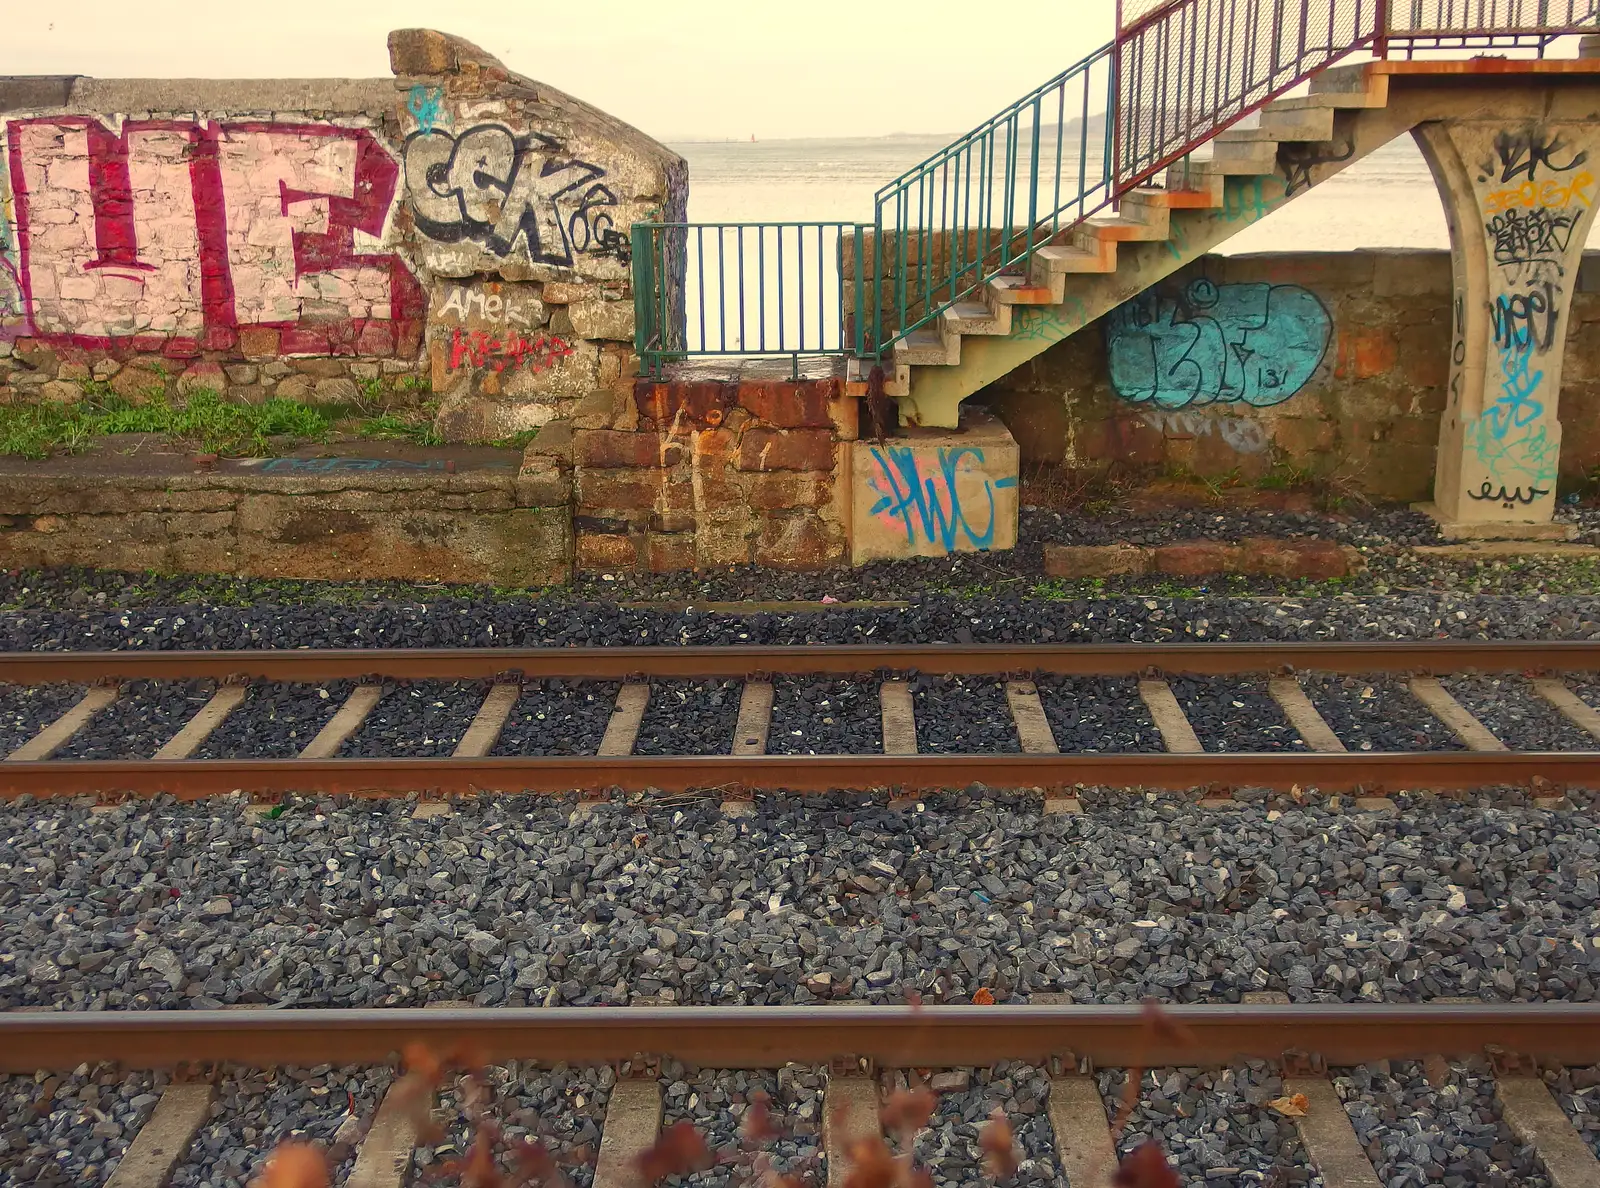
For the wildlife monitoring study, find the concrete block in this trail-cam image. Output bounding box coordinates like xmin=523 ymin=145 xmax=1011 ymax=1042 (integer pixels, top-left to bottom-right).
xmin=851 ymin=412 xmax=1018 ymax=565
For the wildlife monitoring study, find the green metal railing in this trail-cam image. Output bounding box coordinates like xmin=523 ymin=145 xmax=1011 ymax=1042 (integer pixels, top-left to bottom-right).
xmin=635 ymin=0 xmax=1600 ymax=378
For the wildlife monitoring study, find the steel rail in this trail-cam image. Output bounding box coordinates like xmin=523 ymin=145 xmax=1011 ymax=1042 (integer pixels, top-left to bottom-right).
xmin=1 ymin=641 xmax=1597 ymax=682
xmin=5 ymin=1004 xmax=1600 ymax=1073
xmin=3 ymin=751 xmax=1597 ymax=799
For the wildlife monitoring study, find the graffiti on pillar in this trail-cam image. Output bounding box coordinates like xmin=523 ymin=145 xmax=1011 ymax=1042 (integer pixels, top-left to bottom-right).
xmin=1464 ymin=125 xmax=1596 ymax=507
xmin=1278 ymin=137 xmax=1355 ymax=197
xmin=403 ymin=125 xmax=624 ymax=267
xmin=866 ymin=443 xmax=1018 ymax=552
xmin=1105 ymin=278 xmax=1332 ymax=409
xmin=1 ymin=117 xmax=424 ymax=353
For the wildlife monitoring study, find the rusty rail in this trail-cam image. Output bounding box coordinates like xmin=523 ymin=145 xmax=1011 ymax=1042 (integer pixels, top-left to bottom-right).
xmin=1 ymin=641 xmax=1598 ymax=682
xmin=2 ymin=750 xmax=1596 ymax=799
xmin=4 ymin=1004 xmax=1600 ymax=1072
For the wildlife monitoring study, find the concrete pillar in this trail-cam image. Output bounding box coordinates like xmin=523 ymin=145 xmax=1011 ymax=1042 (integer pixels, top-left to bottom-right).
xmin=1415 ymin=118 xmax=1600 ymax=534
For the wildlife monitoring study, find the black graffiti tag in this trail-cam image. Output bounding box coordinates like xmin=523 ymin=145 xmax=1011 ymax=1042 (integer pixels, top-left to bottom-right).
xmin=1480 ymin=129 xmax=1588 ymax=184
xmin=1279 ymin=137 xmax=1355 ymax=197
xmin=1467 ymin=480 xmax=1551 ymax=509
xmin=1491 ymin=283 xmax=1559 ymax=354
xmin=404 ymin=125 xmax=620 ymax=267
xmin=1488 ymin=206 xmax=1579 ymax=280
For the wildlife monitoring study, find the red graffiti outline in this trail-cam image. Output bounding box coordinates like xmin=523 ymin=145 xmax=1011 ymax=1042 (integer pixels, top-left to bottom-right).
xmin=4 ymin=118 xmax=424 ymax=357
xmin=447 ymin=326 xmax=574 ymax=374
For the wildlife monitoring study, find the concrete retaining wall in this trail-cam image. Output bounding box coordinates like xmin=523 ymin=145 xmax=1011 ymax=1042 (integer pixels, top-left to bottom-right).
xmin=985 ymin=248 xmax=1600 ymax=500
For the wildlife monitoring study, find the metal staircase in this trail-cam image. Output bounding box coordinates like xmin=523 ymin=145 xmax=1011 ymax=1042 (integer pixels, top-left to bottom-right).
xmin=632 ymin=0 xmax=1599 ymax=428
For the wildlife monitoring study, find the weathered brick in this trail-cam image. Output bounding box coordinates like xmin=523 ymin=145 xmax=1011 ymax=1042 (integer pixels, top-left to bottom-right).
xmin=388 ymin=28 xmax=459 ymax=75
xmin=577 ymin=471 xmax=692 ymax=513
xmin=648 ymin=534 xmax=697 ymax=572
xmin=577 ymin=430 xmax=681 ymax=469
xmin=1239 ymin=537 xmax=1360 ymax=580
xmin=542 ymin=282 xmax=596 ymax=306
xmin=1153 ymin=541 xmax=1244 ymax=578
xmin=632 ymin=380 xmax=736 ymax=429
xmin=738 ymin=428 xmax=835 ymax=472
xmin=754 ymin=514 xmax=841 ymax=570
xmin=745 ymin=471 xmax=830 ymax=510
xmin=237 ymin=328 xmax=281 ymax=359
xmin=1042 ymin=543 xmax=1152 ymax=578
xmin=576 ymin=531 xmax=640 ymax=571
xmin=737 ymin=380 xmax=832 ymax=428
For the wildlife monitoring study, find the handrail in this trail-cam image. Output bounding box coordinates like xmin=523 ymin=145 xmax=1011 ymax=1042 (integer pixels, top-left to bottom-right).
xmin=635 ymin=0 xmax=1600 ymax=378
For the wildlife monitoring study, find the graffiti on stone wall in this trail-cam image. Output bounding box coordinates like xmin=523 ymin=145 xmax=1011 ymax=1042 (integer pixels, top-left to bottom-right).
xmin=403 ymin=125 xmax=626 ymax=267
xmin=866 ymin=443 xmax=1017 ymax=552
xmin=1139 ymin=408 xmax=1271 ymax=454
xmin=1463 ymin=125 xmax=1596 ymax=508
xmin=1105 ymin=278 xmax=1332 ymax=409
xmin=446 ymin=327 xmax=573 ymax=376
xmin=0 ymin=117 xmax=424 ymax=353
xmin=406 ymin=86 xmax=446 ymax=136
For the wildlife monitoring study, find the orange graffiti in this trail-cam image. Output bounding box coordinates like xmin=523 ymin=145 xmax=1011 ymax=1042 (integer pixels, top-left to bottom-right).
xmin=1483 ymin=170 xmax=1595 ymax=214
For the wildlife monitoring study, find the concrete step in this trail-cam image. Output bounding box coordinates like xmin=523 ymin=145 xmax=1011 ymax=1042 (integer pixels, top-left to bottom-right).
xmin=1075 ymin=213 xmax=1167 ymax=243
xmin=942 ymin=300 xmax=1011 ymax=336
xmin=988 ymin=274 xmax=1058 ymax=306
xmin=1123 ymin=184 xmax=1224 ymax=211
xmin=1216 ymin=121 xmax=1324 ymax=144
xmin=1311 ymin=64 xmax=1389 ymax=104
xmin=1259 ymin=105 xmax=1336 ymax=139
xmin=1157 ymin=165 xmax=1228 ymax=204
xmin=1033 ymin=242 xmax=1116 ymax=274
xmin=1266 ymin=89 xmax=1387 ymax=112
xmin=1207 ymin=138 xmax=1279 ymax=171
xmin=894 ymin=326 xmax=960 ymax=367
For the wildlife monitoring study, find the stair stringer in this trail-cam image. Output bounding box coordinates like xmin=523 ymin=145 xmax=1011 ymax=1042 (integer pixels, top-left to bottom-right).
xmin=895 ymin=65 xmax=1559 ymax=429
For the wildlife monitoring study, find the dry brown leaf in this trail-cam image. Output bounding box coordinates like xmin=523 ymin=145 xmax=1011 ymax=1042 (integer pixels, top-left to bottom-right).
xmin=880 ymin=1085 xmax=936 ymax=1143
xmin=841 ymin=1136 xmax=898 ymax=1188
xmin=635 ymin=1120 xmax=713 ymax=1184
xmin=743 ymin=1090 xmax=783 ymax=1144
xmin=972 ymin=987 xmax=996 ymax=1006
xmin=979 ymin=1108 xmax=1018 ymax=1179
xmin=251 ymin=1143 xmax=330 ymax=1188
xmin=1112 ymin=1142 xmax=1180 ymax=1188
xmin=1267 ymin=1093 xmax=1310 ymax=1118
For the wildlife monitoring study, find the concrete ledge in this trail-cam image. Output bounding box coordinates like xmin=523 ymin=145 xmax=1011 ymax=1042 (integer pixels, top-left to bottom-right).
xmin=0 ymin=445 xmax=571 ymax=586
xmin=1044 ymin=537 xmax=1363 ymax=580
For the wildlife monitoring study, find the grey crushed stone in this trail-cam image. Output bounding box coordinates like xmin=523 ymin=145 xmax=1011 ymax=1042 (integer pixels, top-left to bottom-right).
xmin=659 ymin=1064 xmax=822 ymax=1188
xmin=0 ymin=1066 xmax=165 ymax=1187
xmin=908 ymin=675 xmax=1019 ymax=754
xmin=768 ymin=677 xmax=882 ymax=755
xmin=911 ymin=1064 xmax=1060 ymax=1188
xmin=1544 ymin=1064 xmax=1600 ymax=1163
xmin=634 ymin=681 xmax=743 ymax=756
xmin=1099 ymin=1063 xmax=1320 ymax=1186
xmin=1337 ymin=1058 xmax=1551 ymax=1188
xmin=492 ymin=681 xmax=620 ymax=756
xmin=1034 ymin=676 xmax=1163 ymax=753
xmin=168 ymin=1064 xmax=389 ymax=1187
xmin=193 ymin=681 xmax=356 ymax=759
xmin=1442 ymin=675 xmax=1598 ymax=751
xmin=337 ymin=681 xmax=487 ymax=758
xmin=0 ymin=682 xmax=86 ymax=756
xmin=4 ymin=794 xmax=1600 ymax=1011
xmin=1165 ymin=677 xmax=1303 ymax=753
xmin=1301 ymin=675 xmax=1466 ymax=753
xmin=53 ymin=679 xmax=216 ymax=760
xmin=416 ymin=1064 xmax=613 ymax=1188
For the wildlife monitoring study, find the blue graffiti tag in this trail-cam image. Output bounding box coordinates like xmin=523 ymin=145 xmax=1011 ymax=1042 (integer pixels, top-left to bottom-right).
xmin=867 ymin=444 xmax=1017 ymax=551
xmin=407 ymin=85 xmax=445 ymax=134
xmin=1488 ymin=337 xmax=1545 ymax=440
xmin=1105 ymin=278 xmax=1332 ymax=409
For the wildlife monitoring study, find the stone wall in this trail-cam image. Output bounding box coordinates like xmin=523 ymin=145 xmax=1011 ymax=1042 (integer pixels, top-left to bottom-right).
xmin=0 ymin=30 xmax=686 ymax=442
xmin=984 ymin=249 xmax=1600 ymax=500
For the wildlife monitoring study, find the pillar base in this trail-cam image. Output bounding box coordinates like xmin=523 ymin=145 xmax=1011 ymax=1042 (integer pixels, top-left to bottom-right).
xmin=1412 ymin=501 xmax=1577 ymax=541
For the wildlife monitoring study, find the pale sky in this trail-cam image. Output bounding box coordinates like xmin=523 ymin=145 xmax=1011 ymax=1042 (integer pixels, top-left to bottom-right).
xmin=4 ymin=0 xmax=1119 ymax=141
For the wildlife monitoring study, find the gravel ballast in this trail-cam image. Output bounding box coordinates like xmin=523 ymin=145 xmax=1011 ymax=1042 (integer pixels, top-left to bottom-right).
xmin=4 ymin=794 xmax=1600 ymax=1011
xmin=768 ymin=678 xmax=882 ymax=754
xmin=908 ymin=676 xmax=1019 ymax=754
xmin=337 ymin=681 xmax=488 ymax=758
xmin=912 ymin=1065 xmax=1061 ymax=1188
xmin=194 ymin=681 xmax=356 ymax=760
xmin=1545 ymin=1065 xmax=1600 ymax=1163
xmin=493 ymin=682 xmax=621 ymax=756
xmin=634 ymin=681 xmax=743 ymax=756
xmin=169 ymin=1064 xmax=389 ymax=1187
xmin=1 ymin=1066 xmax=165 ymax=1186
xmin=0 ymin=682 xmax=86 ymax=756
xmin=1337 ymin=1059 xmax=1551 ymax=1188
xmin=659 ymin=1064 xmax=821 ymax=1188
xmin=53 ymin=680 xmax=216 ymax=760
xmin=1166 ymin=677 xmax=1303 ymax=753
xmin=1034 ymin=677 xmax=1163 ymax=753
xmin=1100 ymin=1064 xmax=1320 ymax=1186
xmin=1301 ymin=675 xmax=1467 ymax=753
xmin=1441 ymin=675 xmax=1598 ymax=752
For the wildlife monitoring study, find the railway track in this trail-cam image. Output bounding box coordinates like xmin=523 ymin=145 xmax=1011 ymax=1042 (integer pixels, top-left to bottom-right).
xmin=8 ymin=1003 xmax=1600 ymax=1186
xmin=0 ymin=643 xmax=1597 ymax=801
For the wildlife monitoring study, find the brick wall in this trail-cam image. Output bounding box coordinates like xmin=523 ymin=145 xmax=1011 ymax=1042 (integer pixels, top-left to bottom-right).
xmin=542 ymin=373 xmax=860 ymax=573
